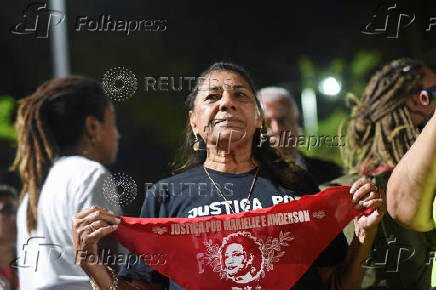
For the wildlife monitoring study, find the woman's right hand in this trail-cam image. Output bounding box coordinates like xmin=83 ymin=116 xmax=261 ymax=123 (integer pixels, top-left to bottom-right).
xmin=72 ymin=206 xmax=120 ymax=268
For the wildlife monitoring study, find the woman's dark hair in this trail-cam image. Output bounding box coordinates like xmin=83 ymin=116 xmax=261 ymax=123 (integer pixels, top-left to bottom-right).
xmin=172 ymin=62 xmax=311 ymax=192
xmin=340 ymin=58 xmax=426 ymax=173
xmin=11 ymin=76 xmax=110 ymax=232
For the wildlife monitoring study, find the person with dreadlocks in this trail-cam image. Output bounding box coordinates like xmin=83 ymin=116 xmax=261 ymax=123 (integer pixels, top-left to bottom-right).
xmin=322 ymin=58 xmax=436 ymax=289
xmin=12 ymin=76 xmax=122 ymax=289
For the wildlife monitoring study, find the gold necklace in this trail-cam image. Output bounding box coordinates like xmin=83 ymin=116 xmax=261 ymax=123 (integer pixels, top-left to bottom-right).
xmin=203 ymin=166 xmax=259 ymax=214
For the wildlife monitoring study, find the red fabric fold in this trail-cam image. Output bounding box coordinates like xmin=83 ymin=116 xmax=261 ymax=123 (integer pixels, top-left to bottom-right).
xmin=112 ymin=186 xmax=364 ymax=290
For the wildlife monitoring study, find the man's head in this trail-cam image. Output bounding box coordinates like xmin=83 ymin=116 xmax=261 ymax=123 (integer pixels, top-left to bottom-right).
xmin=257 ymin=87 xmax=301 ymax=156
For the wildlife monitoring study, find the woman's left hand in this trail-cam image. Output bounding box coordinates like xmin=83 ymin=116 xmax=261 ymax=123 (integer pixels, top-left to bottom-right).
xmin=350 ymin=178 xmax=386 ymax=243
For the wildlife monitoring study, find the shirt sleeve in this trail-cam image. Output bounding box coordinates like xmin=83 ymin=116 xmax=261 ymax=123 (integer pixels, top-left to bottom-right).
xmin=72 ymin=166 xmax=123 ymax=216
xmin=118 ymin=182 xmax=170 ymax=285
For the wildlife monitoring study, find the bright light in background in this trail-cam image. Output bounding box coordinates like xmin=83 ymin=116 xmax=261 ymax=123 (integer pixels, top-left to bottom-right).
xmin=319 ymin=77 xmax=341 ymax=96
xmin=301 ymin=88 xmax=318 ymax=134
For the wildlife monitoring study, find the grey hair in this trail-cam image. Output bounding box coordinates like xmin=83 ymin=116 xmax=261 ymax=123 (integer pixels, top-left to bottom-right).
xmin=256 ymin=87 xmax=300 ymax=119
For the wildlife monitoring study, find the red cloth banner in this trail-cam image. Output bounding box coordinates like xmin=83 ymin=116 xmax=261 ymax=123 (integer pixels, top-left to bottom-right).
xmin=112 ymin=186 xmax=364 ymax=290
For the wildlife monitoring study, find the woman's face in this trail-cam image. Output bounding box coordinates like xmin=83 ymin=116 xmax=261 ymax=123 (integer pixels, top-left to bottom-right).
xmin=224 ymin=243 xmax=248 ymax=276
xmin=406 ymin=67 xmax=436 ymax=127
xmin=189 ymin=70 xmax=261 ymax=152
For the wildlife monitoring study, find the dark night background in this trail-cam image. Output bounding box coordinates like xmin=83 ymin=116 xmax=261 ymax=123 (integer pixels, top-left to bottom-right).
xmin=1 ymin=0 xmax=436 ymax=215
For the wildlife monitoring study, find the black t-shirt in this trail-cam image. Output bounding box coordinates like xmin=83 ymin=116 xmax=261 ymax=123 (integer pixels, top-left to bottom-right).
xmin=119 ymin=166 xmax=347 ymax=289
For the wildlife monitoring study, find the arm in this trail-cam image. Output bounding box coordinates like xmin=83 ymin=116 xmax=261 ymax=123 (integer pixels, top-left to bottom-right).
xmin=74 ymin=169 xmax=126 ymax=273
xmin=72 ymin=206 xmax=165 ymax=290
xmin=318 ymin=179 xmax=385 ymax=290
xmin=318 ymin=229 xmax=377 ymax=290
xmin=387 ymin=110 xmax=436 ymax=231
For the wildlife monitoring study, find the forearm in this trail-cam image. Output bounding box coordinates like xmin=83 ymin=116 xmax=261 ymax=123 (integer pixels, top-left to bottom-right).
xmin=329 ymin=228 xmax=377 ymax=290
xmin=82 ymin=263 xmax=116 ymax=289
xmin=387 ymin=111 xmax=436 ymax=230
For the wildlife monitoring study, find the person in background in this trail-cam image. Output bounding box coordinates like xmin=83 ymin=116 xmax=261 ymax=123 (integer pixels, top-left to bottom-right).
xmin=0 ymin=185 xmax=18 ymax=290
xmin=324 ymin=58 xmax=436 ymax=289
xmin=257 ymin=87 xmax=343 ymax=185
xmin=12 ymin=76 xmax=122 ymax=289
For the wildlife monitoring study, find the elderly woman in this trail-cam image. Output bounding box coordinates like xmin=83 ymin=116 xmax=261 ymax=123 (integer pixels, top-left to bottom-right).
xmin=72 ymin=62 xmax=385 ymax=290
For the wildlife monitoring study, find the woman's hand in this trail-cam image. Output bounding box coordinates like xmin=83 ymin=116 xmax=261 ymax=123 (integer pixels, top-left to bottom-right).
xmin=350 ymin=178 xmax=386 ymax=243
xmin=72 ymin=206 xmax=120 ymax=268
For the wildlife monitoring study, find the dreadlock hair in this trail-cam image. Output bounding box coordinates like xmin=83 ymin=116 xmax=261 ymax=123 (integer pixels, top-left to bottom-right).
xmin=340 ymin=58 xmax=426 ymax=173
xmin=11 ymin=76 xmax=109 ymax=232
xmin=172 ymin=62 xmax=313 ymax=192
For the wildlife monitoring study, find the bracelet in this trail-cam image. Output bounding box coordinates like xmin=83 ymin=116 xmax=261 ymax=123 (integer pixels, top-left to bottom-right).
xmin=90 ymin=265 xmax=119 ymax=290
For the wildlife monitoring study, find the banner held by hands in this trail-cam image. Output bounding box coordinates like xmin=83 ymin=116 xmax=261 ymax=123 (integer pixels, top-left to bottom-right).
xmin=112 ymin=186 xmax=367 ymax=290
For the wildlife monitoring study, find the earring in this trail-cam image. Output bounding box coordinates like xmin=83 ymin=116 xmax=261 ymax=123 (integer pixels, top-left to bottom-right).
xmin=193 ymin=134 xmax=200 ymax=151
xmin=90 ymin=135 xmax=101 ymax=145
xmin=260 ymin=124 xmax=268 ymax=143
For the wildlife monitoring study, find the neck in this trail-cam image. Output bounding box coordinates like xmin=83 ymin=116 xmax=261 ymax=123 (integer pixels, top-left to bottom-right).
xmin=203 ymin=144 xmax=257 ymax=174
xmin=75 ymin=142 xmax=99 ymax=163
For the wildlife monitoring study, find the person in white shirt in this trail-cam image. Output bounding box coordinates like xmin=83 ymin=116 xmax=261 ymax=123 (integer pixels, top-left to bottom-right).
xmin=11 ymin=76 xmax=121 ymax=289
